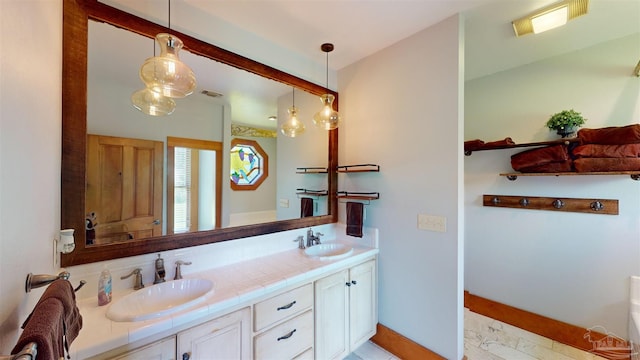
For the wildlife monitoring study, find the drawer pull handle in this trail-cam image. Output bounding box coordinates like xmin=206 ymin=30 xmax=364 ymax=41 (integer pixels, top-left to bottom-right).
xmin=277 ymin=300 xmax=297 ymax=311
xmin=277 ymin=329 xmax=296 ymax=341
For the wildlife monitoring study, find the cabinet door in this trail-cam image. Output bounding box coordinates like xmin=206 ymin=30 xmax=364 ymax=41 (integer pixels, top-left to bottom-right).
xmin=177 ymin=307 xmax=251 ymax=360
xmin=349 ymin=260 xmax=377 ymax=350
xmin=110 ymin=336 xmax=176 ymax=360
xmin=314 ymin=269 xmax=349 ymax=360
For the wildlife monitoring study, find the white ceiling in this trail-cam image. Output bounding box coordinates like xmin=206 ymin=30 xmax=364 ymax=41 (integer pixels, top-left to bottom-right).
xmin=95 ymin=0 xmax=639 ymax=128
xmin=180 ymin=0 xmax=640 ymax=79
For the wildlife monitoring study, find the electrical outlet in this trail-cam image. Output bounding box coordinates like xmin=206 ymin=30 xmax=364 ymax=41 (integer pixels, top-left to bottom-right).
xmin=418 ymin=214 xmax=446 ymax=232
xmin=279 ymin=199 xmax=289 ymax=208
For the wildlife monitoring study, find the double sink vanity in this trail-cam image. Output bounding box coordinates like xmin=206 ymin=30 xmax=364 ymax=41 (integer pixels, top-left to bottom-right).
xmin=71 ymin=226 xmax=378 ymax=360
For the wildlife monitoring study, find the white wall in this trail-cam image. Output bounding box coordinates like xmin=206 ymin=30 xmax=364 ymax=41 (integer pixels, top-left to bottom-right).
xmin=339 ymin=15 xmax=464 ymax=359
xmin=465 ymin=33 xmax=640 ymax=338
xmin=0 ymin=0 xmax=62 ymax=352
xmin=276 ymin=90 xmax=329 ymax=221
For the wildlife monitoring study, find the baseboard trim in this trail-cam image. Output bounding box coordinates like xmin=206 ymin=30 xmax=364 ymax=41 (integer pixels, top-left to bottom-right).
xmin=371 ymin=323 xmax=447 ymax=360
xmin=464 ymin=291 xmax=630 ymax=360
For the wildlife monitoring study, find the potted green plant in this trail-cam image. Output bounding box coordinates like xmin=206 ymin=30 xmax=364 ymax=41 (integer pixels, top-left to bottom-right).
xmin=545 ymin=109 xmax=586 ymax=138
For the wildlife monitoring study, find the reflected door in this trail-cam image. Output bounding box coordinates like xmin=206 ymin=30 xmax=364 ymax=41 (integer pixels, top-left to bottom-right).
xmin=86 ymin=134 xmax=163 ymax=244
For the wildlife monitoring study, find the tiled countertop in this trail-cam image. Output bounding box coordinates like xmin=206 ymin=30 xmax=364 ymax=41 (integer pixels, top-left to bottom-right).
xmin=71 ymin=240 xmax=378 ymax=359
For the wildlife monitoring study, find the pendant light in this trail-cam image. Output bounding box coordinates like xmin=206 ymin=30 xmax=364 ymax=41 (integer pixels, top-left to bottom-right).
xmin=131 ymin=39 xmax=176 ymax=116
xmin=131 ymin=87 xmax=176 ymax=116
xmin=280 ymin=88 xmax=305 ymax=137
xmin=139 ymin=0 xmax=196 ymax=98
xmin=313 ymin=43 xmax=340 ymax=131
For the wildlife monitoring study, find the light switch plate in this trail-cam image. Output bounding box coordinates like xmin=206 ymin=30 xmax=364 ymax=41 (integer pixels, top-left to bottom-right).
xmin=418 ymin=214 xmax=446 ymax=232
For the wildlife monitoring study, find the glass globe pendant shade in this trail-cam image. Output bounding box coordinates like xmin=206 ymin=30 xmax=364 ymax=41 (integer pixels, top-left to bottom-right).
xmin=139 ymin=33 xmax=197 ymax=98
xmin=313 ymin=94 xmax=340 ymax=130
xmin=131 ymin=88 xmax=176 ymax=116
xmin=280 ymin=106 xmax=305 ymax=137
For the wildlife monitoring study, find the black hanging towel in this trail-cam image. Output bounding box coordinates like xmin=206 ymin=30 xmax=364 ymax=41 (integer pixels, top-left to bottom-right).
xmin=346 ymin=201 xmax=364 ymax=237
xmin=300 ymin=197 xmax=314 ymax=218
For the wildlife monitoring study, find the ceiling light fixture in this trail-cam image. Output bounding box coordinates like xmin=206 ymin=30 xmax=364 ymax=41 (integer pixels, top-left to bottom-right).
xmin=313 ymin=43 xmax=340 ymax=131
xmin=280 ymin=88 xmax=305 ymax=137
xmin=512 ymin=0 xmax=589 ymax=37
xmin=131 ymin=39 xmax=176 ymax=116
xmin=139 ymin=0 xmax=196 ymax=98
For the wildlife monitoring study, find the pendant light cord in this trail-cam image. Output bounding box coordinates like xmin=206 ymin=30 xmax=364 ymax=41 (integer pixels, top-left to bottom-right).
xmin=168 ymin=0 xmax=171 ymax=29
xmin=325 ymin=51 xmax=329 ymax=91
xmin=292 ymin=87 xmax=295 ymax=106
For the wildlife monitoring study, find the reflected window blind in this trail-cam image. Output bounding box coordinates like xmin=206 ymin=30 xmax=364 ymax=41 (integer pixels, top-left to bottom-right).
xmin=174 ymin=147 xmax=192 ymax=233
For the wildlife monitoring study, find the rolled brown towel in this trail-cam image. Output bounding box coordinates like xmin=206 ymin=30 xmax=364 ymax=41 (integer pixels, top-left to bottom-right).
xmin=574 ymin=158 xmax=640 ymax=172
xmin=577 ymin=124 xmax=640 ymax=145
xmin=572 ymin=143 xmax=640 ymax=158
xmin=464 ymin=139 xmax=485 ymax=152
xmin=511 ymin=145 xmax=569 ymax=171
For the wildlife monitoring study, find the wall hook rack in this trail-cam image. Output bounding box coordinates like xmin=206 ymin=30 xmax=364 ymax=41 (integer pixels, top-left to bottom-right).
xmin=483 ymin=194 xmax=618 ymax=215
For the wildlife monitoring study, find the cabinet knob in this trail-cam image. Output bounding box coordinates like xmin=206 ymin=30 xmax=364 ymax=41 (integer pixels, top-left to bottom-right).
xmin=345 ymin=282 xmax=351 ymax=287
xmin=351 ymin=280 xmax=357 ymax=285
xmin=182 ymin=352 xmax=191 ymax=360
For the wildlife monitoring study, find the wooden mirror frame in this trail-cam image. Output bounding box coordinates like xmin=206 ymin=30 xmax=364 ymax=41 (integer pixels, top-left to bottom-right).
xmin=61 ymin=0 xmax=338 ymax=267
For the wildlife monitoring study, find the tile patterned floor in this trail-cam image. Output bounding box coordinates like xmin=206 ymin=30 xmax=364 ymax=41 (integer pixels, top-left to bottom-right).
xmin=346 ymin=341 xmax=400 ymax=360
xmin=347 ymin=310 xmax=611 ymax=360
xmin=464 ymin=309 xmax=609 ymax=360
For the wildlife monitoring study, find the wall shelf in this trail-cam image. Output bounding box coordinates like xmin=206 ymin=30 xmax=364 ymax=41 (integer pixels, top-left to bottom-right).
xmin=337 ymin=191 xmax=380 ymax=202
xmin=337 ymin=164 xmax=380 ymax=173
xmin=483 ymin=194 xmax=619 ymax=215
xmin=499 ymin=171 xmax=640 ymax=181
xmin=296 ymin=167 xmax=328 ymax=174
xmin=296 ymin=189 xmax=328 ymax=197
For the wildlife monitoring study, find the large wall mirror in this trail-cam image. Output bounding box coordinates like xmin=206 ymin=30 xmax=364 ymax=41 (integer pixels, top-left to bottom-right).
xmin=62 ymin=0 xmax=338 ymax=266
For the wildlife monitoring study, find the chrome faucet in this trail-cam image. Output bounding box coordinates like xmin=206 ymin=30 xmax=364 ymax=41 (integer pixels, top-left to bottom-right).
xmin=174 ymin=260 xmax=192 ymax=280
xmin=121 ymin=268 xmax=144 ymax=290
xmin=306 ymin=228 xmax=324 ymax=248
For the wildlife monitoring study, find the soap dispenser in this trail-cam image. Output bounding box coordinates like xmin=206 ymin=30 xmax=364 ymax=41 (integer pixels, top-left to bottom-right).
xmin=154 ymin=254 xmax=166 ymax=284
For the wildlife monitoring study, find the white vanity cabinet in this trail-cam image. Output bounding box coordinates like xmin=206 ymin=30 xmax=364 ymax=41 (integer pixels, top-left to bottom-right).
xmin=109 ymin=336 xmax=176 ymax=360
xmin=314 ymin=259 xmax=377 ymax=360
xmin=177 ymin=307 xmax=251 ymax=360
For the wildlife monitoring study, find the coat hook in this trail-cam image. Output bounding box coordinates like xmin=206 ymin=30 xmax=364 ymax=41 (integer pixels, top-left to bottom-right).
xmin=492 ymin=196 xmax=500 ymax=204
xmin=519 ymin=198 xmax=529 ymax=207
xmin=590 ymin=201 xmax=605 ymax=211
xmin=552 ymin=199 xmax=564 ymax=209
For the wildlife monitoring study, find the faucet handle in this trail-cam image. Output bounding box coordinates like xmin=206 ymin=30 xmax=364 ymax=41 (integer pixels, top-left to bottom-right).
xmin=174 ymin=260 xmax=192 ymax=280
xmin=121 ymin=268 xmax=144 ymax=290
xmin=294 ymin=235 xmax=305 ymax=249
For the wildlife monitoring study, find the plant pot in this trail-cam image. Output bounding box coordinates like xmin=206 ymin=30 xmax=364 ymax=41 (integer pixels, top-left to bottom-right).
xmin=556 ymin=126 xmax=576 ymax=138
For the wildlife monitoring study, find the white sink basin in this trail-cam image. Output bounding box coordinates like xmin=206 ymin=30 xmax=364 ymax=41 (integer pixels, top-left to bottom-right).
xmin=304 ymin=243 xmax=353 ymax=261
xmin=106 ymin=278 xmax=214 ymax=322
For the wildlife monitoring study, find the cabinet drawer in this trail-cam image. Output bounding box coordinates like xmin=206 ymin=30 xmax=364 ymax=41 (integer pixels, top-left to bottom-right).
xmin=254 ymin=283 xmax=313 ymax=331
xmin=254 ymin=310 xmax=314 ymax=360
xmin=293 ymin=347 xmax=314 ymax=360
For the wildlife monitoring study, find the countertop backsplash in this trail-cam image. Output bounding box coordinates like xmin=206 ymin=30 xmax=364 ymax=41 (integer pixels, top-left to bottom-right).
xmin=66 ymin=223 xmax=378 ymax=302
